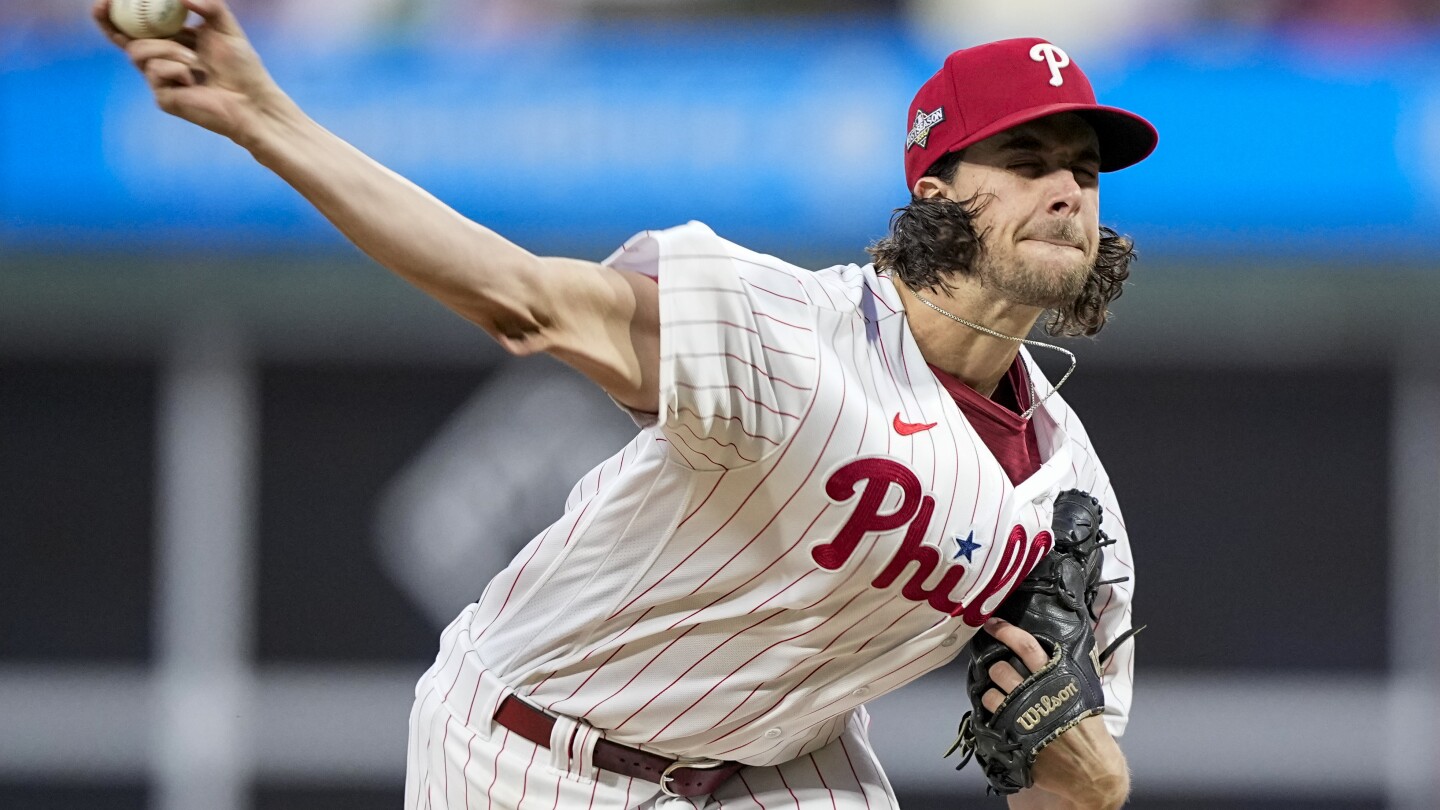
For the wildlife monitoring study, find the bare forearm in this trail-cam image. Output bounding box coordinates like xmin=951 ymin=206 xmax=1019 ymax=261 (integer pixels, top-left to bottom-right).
xmin=1026 ymin=716 xmax=1130 ymax=809
xmin=241 ymin=100 xmax=537 ymax=327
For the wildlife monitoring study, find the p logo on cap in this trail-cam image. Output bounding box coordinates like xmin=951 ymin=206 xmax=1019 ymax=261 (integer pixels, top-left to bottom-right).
xmin=1028 ymin=43 xmax=1071 ymax=87
xmin=901 ymin=38 xmax=1158 ymax=190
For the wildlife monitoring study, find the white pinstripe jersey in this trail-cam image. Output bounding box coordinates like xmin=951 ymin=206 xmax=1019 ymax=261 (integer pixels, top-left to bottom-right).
xmin=452 ymin=221 xmax=1138 ymax=767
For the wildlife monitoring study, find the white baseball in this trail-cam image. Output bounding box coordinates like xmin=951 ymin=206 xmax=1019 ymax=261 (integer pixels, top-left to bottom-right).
xmin=109 ymin=0 xmax=188 ymax=39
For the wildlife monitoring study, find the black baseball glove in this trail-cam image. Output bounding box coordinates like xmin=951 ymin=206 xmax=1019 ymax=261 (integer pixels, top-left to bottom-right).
xmin=945 ymin=489 xmax=1139 ymax=795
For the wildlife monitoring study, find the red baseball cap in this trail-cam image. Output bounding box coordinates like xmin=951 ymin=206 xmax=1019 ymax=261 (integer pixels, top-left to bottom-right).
xmin=903 ymin=38 xmax=1158 ymax=190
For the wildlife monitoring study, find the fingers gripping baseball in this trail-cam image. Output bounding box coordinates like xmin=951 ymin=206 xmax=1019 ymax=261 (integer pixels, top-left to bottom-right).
xmin=94 ymin=0 xmax=288 ymax=141
xmin=132 ymin=39 xmax=200 ymax=89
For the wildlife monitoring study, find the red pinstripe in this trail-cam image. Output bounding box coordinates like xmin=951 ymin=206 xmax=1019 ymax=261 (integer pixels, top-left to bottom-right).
xmin=852 ymin=601 xmax=925 ymax=655
xmin=604 ymin=337 xmax=832 ymax=620
xmin=809 ymin=753 xmax=839 ymax=810
xmin=462 ymin=731 xmax=476 ymax=810
xmin=535 ymin=606 xmax=657 ymax=706
xmin=667 ymin=251 xmax=812 ymax=291
xmin=620 ymin=576 xmax=822 ymax=733
xmin=670 ymin=432 xmax=730 ymax=468
xmin=667 ymin=318 xmax=760 ymax=335
xmin=640 ymin=570 xmax=859 ymax=739
xmin=516 ymin=741 xmax=537 ymax=810
xmin=810 ymin=273 xmax=842 ymax=311
xmin=777 ymin=768 xmax=802 ymax=809
xmin=697 ymin=591 xmax=873 ymax=745
xmin=483 ymin=729 xmax=509 ymax=810
xmin=470 ymin=519 xmax=563 ymax=642
xmin=737 ymin=771 xmax=767 ymax=810
xmin=721 ymin=714 xmax=826 ymax=762
xmin=442 ymin=651 xmax=472 ymax=702
xmin=837 ymin=736 xmax=872 ymax=810
xmin=675 ymin=496 xmax=839 ymax=637
xmin=663 ymin=284 xmax=753 ymax=297
xmin=675 ymin=421 xmax=761 ymax=464
xmin=441 ymin=715 xmax=453 ymax=800
xmin=678 ymin=470 xmax=842 ymax=601
xmin=678 ymin=471 xmax=728 ymax=527
xmin=666 ymin=352 xmax=808 ymax=392
xmin=665 ymin=431 xmax=714 ymax=469
xmin=741 ymin=280 xmax=809 ymax=307
xmin=688 ymin=503 xmax=909 ymax=739
xmin=759 ymin=344 xmax=817 ymax=360
xmin=901 ymin=328 xmax=968 ymax=539
xmin=673 ymin=381 xmax=802 ymax=420
xmin=753 ymin=310 xmax=813 ymax=330
xmin=865 ymin=274 xmax=900 ymax=315
xmin=573 ymin=624 xmax=700 ymax=717
xmin=412 ymin=686 xmax=440 ymax=810
xmin=778 ymin=644 xmax=952 ymax=736
xmin=547 ymin=745 xmax=564 ymax=810
xmin=594 ymin=320 xmax=848 ymax=732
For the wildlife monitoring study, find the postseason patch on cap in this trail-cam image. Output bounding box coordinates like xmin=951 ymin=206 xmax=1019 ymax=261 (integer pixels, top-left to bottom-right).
xmin=905 ymin=107 xmax=945 ymax=151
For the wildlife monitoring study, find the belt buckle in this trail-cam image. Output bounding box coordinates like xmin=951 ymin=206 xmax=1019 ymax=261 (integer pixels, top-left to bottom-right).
xmin=659 ymin=757 xmax=726 ymax=798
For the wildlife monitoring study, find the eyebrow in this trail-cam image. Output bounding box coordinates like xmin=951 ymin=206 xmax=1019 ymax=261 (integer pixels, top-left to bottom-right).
xmin=996 ymin=134 xmax=1101 ymax=164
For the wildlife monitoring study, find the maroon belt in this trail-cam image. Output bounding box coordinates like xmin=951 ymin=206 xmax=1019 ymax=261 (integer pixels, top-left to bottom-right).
xmin=493 ymin=695 xmax=743 ymax=798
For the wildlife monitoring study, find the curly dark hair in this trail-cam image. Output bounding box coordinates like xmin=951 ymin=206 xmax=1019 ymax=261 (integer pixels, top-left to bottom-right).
xmin=867 ymin=152 xmax=1137 ymax=338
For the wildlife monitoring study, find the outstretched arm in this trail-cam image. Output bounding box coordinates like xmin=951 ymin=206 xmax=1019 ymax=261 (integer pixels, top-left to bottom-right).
xmin=92 ymin=0 xmax=660 ymax=412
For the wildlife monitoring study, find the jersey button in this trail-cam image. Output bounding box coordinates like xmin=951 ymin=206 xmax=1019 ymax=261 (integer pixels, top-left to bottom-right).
xmin=850 ymin=687 xmax=870 ymax=698
xmin=763 ymin=727 xmax=783 ymax=739
xmin=940 ymin=634 xmax=958 ymax=647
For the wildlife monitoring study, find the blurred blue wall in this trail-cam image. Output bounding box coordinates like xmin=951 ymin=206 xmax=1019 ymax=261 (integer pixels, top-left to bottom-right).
xmin=5 ymin=24 xmax=1439 ymax=260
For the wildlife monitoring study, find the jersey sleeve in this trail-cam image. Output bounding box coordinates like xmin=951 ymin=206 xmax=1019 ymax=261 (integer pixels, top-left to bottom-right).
xmin=602 ymin=222 xmax=820 ymax=470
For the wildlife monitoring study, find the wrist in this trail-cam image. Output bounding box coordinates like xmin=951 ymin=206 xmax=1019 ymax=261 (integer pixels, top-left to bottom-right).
xmin=235 ymin=90 xmax=305 ymax=159
xmin=1067 ymin=769 xmax=1130 ymax=810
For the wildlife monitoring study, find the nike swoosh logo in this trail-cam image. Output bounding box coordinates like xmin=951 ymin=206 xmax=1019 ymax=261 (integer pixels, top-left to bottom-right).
xmin=893 ymin=413 xmax=937 ymax=435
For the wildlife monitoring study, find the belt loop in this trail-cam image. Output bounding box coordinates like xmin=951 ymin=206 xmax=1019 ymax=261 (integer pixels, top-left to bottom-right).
xmin=547 ymin=714 xmax=599 ymax=783
xmin=471 ymin=668 xmax=509 ymax=737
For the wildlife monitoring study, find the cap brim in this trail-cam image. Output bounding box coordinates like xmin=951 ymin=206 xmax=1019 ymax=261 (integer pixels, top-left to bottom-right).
xmin=947 ymin=103 xmax=1158 ymax=172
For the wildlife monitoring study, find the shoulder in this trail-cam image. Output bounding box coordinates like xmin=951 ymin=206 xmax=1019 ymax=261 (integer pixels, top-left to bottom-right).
xmin=603 ymin=223 xmax=905 ymax=322
xmin=809 ymin=262 xmax=907 ymax=321
xmin=604 ymin=222 xmax=807 ymax=288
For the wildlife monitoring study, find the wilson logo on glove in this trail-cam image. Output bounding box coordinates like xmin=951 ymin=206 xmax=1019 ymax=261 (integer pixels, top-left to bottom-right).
xmin=1017 ymin=680 xmax=1079 ymax=731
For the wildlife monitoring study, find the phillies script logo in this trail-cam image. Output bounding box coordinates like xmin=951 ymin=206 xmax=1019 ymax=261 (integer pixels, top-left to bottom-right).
xmin=810 ymin=458 xmax=1052 ymax=626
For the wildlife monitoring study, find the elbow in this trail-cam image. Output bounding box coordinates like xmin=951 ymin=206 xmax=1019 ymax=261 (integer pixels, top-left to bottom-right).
xmin=491 ymin=316 xmax=552 ymax=357
xmin=464 ymin=257 xmax=558 ymax=356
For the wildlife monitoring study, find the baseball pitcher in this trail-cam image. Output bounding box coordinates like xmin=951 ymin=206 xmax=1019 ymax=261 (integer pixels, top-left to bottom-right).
xmin=96 ymin=1 xmax=1155 ymax=807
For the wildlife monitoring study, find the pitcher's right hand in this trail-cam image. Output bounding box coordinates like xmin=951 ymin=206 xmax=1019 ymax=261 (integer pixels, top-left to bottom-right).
xmin=93 ymin=0 xmax=294 ymax=147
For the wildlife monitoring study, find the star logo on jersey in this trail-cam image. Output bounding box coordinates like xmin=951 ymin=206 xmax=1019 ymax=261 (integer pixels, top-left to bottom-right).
xmin=953 ymin=531 xmax=982 ymax=562
xmin=905 ymin=107 xmax=945 ymax=151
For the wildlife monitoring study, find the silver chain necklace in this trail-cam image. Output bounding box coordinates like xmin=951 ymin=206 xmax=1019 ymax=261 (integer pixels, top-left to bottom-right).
xmin=908 ymin=288 xmax=1076 ymax=421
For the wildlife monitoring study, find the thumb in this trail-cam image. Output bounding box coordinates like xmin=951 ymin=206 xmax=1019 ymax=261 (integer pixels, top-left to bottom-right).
xmin=182 ymin=0 xmax=242 ymax=35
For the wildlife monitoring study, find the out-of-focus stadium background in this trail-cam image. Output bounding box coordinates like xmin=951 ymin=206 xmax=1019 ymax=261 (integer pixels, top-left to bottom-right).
xmin=3 ymin=1 xmax=1439 ymax=808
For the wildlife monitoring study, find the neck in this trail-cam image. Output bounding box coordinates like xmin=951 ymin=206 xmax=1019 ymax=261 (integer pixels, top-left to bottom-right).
xmin=889 ymin=276 xmax=1043 ymax=398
